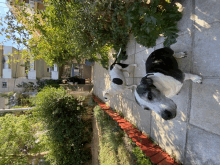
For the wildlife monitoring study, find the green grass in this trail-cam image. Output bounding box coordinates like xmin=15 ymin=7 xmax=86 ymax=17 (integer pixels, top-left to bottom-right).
xmin=94 ymin=105 xmax=154 ymax=165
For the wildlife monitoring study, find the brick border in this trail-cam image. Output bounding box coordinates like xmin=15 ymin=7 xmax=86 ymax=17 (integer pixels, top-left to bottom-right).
xmin=93 ymin=95 xmax=180 ymax=165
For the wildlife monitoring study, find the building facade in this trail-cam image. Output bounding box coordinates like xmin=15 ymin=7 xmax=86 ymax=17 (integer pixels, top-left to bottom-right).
xmin=0 ymin=45 xmax=60 ymax=93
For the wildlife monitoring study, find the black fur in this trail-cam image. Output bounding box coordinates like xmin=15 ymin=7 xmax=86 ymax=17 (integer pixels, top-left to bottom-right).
xmin=112 ymin=78 xmax=123 ymax=85
xmin=110 ymin=63 xmax=129 ymax=71
xmin=145 ymin=47 xmax=185 ymax=83
xmin=110 ymin=64 xmax=114 ymax=71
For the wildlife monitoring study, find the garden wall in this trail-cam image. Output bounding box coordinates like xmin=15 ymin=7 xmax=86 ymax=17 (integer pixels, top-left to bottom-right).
xmin=93 ymin=1 xmax=220 ymax=164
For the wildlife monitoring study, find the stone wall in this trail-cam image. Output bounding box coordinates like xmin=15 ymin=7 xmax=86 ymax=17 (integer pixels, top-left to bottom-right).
xmin=93 ymin=1 xmax=220 ymax=164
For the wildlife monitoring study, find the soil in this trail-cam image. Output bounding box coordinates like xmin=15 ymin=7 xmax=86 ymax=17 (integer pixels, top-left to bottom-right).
xmin=91 ymin=114 xmax=100 ymax=165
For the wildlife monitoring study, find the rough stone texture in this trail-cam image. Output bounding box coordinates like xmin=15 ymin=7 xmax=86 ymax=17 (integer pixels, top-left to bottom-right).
xmin=109 ymin=94 xmax=123 ymax=112
xmin=136 ymin=41 xmax=152 ymax=54
xmin=134 ymin=48 xmax=154 ymax=78
xmin=191 ymin=79 xmax=220 ymax=135
xmin=132 ymin=102 xmax=151 ymax=135
xmin=171 ymin=81 xmax=191 ymax=122
xmin=121 ymin=78 xmax=136 ymax=101
xmin=193 ymin=22 xmax=220 ymax=77
xmin=126 ymin=34 xmax=136 ymax=56
xmin=151 ymin=111 xmax=187 ymax=163
xmin=120 ymin=98 xmax=134 ymax=122
xmin=170 ymin=33 xmax=192 ymax=73
xmin=156 ymin=36 xmax=165 ymax=46
xmin=185 ymin=125 xmax=220 ymax=165
xmin=134 ymin=77 xmax=142 ymax=86
xmin=92 ymin=1 xmax=220 ymax=164
xmin=177 ymin=0 xmax=194 ymax=34
xmin=195 ymin=0 xmax=220 ymax=24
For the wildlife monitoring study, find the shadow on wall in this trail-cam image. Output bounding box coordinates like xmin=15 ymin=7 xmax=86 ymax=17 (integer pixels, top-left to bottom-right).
xmin=151 ymin=112 xmax=186 ymax=162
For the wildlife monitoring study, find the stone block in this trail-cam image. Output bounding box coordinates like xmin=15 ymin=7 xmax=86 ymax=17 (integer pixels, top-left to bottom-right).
xmin=195 ymin=0 xmax=220 ymax=25
xmin=171 ymin=33 xmax=192 ymax=73
xmin=185 ymin=125 xmax=220 ymax=165
xmin=93 ymin=62 xmax=104 ymax=78
xmin=193 ymin=22 xmax=220 ymax=77
xmin=121 ymin=78 xmax=135 ymax=101
xmin=120 ymin=98 xmax=135 ymax=123
xmin=136 ymin=42 xmax=149 ymax=54
xmin=126 ymin=34 xmax=136 ymax=56
xmin=132 ymin=102 xmax=151 ymax=135
xmin=151 ymin=111 xmax=187 ymax=163
xmin=100 ymin=77 xmax=110 ymax=91
xmin=156 ymin=36 xmax=165 ymax=46
xmin=134 ymin=49 xmax=154 ymax=78
xmin=191 ymin=78 xmax=220 ymax=135
xmin=109 ymin=94 xmax=123 ymax=112
xmin=134 ymin=77 xmax=142 ymax=86
xmin=171 ymin=81 xmax=191 ymax=122
xmin=176 ymin=0 xmax=194 ymax=34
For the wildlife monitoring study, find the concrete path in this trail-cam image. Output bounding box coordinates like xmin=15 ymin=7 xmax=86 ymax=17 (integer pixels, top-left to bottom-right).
xmin=92 ymin=0 xmax=220 ymax=164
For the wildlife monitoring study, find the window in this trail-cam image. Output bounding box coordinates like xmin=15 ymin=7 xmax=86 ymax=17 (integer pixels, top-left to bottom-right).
xmin=2 ymin=82 xmax=7 ymax=88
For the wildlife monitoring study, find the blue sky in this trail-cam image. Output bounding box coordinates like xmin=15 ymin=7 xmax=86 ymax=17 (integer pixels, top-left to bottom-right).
xmin=0 ymin=0 xmax=26 ymax=49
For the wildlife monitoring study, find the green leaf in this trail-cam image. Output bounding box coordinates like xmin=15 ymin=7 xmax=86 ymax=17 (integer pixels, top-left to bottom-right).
xmin=6 ymin=35 xmax=11 ymax=39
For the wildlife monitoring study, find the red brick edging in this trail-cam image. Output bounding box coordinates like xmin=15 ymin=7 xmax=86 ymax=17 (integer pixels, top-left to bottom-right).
xmin=92 ymin=95 xmax=179 ymax=165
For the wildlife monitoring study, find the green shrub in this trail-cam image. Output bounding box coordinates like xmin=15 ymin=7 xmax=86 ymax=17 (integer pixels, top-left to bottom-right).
xmin=0 ymin=113 xmax=42 ymax=165
xmin=36 ymin=78 xmax=61 ymax=91
xmin=32 ymin=87 xmax=91 ymax=165
xmin=127 ymin=0 xmax=182 ymax=47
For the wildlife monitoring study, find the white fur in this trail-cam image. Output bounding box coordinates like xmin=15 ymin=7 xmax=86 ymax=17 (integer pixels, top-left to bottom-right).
xmin=104 ymin=52 xmax=137 ymax=101
xmin=135 ymin=50 xmax=202 ymax=120
xmin=134 ymin=88 xmax=176 ymax=116
xmin=184 ymin=73 xmax=202 ymax=83
xmin=147 ymin=73 xmax=183 ymax=98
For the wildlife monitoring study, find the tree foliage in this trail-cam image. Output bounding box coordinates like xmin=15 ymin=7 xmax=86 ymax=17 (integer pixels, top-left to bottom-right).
xmin=1 ymin=0 xmax=182 ymax=69
xmin=32 ymin=87 xmax=92 ymax=165
xmin=0 ymin=112 xmax=43 ymax=164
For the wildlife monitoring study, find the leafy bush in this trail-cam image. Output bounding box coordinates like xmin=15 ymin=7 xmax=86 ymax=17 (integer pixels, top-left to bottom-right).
xmin=0 ymin=113 xmax=42 ymax=165
xmin=32 ymin=87 xmax=91 ymax=165
xmin=36 ymin=79 xmax=61 ymax=91
xmin=127 ymin=0 xmax=182 ymax=47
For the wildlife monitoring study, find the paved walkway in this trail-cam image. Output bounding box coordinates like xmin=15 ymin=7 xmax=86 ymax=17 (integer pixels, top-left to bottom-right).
xmin=93 ymin=0 xmax=220 ymax=164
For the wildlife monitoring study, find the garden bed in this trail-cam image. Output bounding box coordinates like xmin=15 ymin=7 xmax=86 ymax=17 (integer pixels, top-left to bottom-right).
xmin=93 ymin=95 xmax=180 ymax=165
xmin=94 ymin=105 xmax=154 ymax=165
